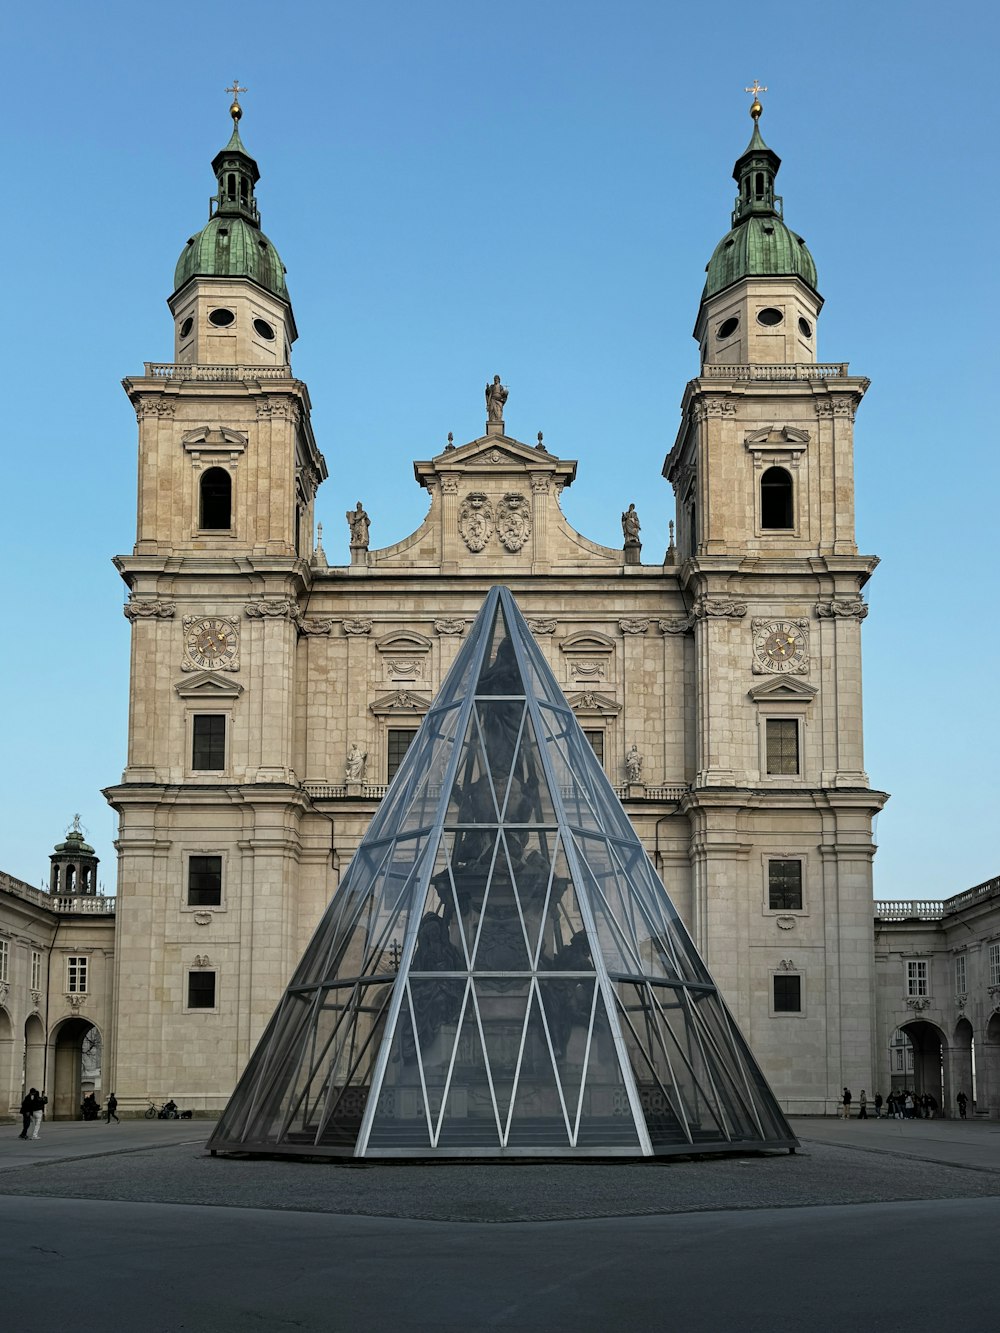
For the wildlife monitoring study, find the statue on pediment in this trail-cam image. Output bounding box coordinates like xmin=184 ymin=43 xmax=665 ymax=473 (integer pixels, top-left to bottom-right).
xmin=622 ymin=503 xmax=641 ymax=547
xmin=485 ymin=374 xmax=508 ymax=423
xmin=347 ymin=502 xmax=370 ymax=549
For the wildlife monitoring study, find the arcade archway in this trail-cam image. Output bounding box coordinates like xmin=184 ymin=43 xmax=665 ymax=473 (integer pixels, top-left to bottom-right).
xmin=900 ymin=1018 xmax=947 ymax=1109
xmin=0 ymin=1008 xmax=13 ymax=1114
xmin=49 ymin=1017 xmax=102 ymax=1119
xmin=24 ymin=1013 xmax=45 ymax=1094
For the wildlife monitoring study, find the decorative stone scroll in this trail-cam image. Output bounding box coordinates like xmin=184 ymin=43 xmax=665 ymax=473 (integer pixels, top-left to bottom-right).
xmin=496 ymin=493 xmax=532 ymax=552
xmin=526 ymin=618 xmax=557 ymax=635
xmin=298 ymin=618 xmax=336 ymax=636
xmin=124 ymin=599 xmax=176 ymax=621
xmin=245 ymin=599 xmax=297 ymax=620
xmin=691 ymin=596 xmax=748 ymax=620
xmin=530 ymin=475 xmax=550 ymax=494
xmin=433 ymin=618 xmax=467 ymax=636
xmin=658 ymin=616 xmax=693 ymax=635
xmin=459 ymin=493 xmax=494 ymax=552
xmin=816 ymin=598 xmax=868 ymax=621
xmin=342 ymin=618 xmax=374 ymax=636
xmin=134 ymin=396 xmax=176 ymax=421
xmin=691 ymin=397 xmax=736 ymax=423
xmin=618 ymin=618 xmax=650 ymax=635
xmin=815 ymin=396 xmax=856 ymax=420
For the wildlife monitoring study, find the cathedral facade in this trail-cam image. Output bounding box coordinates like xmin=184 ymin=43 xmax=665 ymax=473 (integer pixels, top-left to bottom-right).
xmin=103 ymin=94 xmax=885 ymax=1117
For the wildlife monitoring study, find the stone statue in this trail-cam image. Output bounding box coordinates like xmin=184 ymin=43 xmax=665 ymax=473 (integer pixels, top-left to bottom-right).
xmin=622 ymin=503 xmax=641 ymax=547
xmin=346 ymin=502 xmax=370 ymax=548
xmin=345 ymin=742 xmax=367 ymax=782
xmin=485 ymin=374 xmax=508 ymax=423
xmin=625 ymin=743 xmax=643 ymax=783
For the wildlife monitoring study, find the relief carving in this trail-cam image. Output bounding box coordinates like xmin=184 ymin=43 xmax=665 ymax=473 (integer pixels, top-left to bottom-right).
xmin=496 ymin=493 xmax=532 ymax=552
xmin=124 ymin=599 xmax=176 ymax=621
xmin=458 ymin=493 xmax=494 ymax=552
xmin=441 ymin=475 xmax=460 ymax=494
xmin=387 ymin=658 xmax=423 ymax=679
xmin=342 ymin=618 xmax=374 ymax=636
xmin=433 ymin=618 xmax=466 ymax=636
xmin=691 ymin=596 xmax=748 ymax=620
xmin=816 ymin=598 xmax=868 ymax=621
xmin=530 ymin=476 xmax=550 ymax=494
xmin=526 ymin=618 xmax=557 ymax=635
xmin=298 ymin=618 xmax=336 ymax=636
xmin=618 ymin=618 xmax=650 ymax=635
xmin=659 ymin=616 xmax=693 ymax=635
xmin=816 ymin=396 xmax=856 ymax=420
xmin=245 ymin=599 xmax=297 ymax=620
xmin=135 ymin=397 xmax=176 ymax=420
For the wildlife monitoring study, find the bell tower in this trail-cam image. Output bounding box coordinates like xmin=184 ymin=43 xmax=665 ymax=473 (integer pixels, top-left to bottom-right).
xmin=105 ymin=90 xmax=330 ymax=1115
xmin=663 ymin=91 xmax=887 ymax=1113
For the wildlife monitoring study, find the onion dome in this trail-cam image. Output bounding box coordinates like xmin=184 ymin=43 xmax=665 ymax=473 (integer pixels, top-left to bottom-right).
xmin=173 ymin=99 xmax=289 ymax=301
xmin=704 ymin=105 xmax=818 ymax=300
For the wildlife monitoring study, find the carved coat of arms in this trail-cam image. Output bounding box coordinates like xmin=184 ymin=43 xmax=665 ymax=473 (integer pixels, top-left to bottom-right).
xmin=496 ymin=493 xmax=532 ymax=552
xmin=458 ymin=493 xmax=494 ymax=552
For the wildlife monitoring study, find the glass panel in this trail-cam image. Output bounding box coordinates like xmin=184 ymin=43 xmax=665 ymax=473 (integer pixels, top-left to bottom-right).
xmin=506 ymin=985 xmax=570 ymax=1149
xmin=474 ymin=978 xmax=531 ymax=1134
xmin=476 ymin=699 xmax=525 ymax=815
xmin=536 ymin=975 xmax=596 ymax=1131
xmin=409 ymin=978 xmax=468 ymax=1140
xmin=477 ymin=605 xmax=522 ymax=696
xmin=418 ymin=838 xmax=466 ymax=966
xmin=366 ymin=993 xmax=430 ymax=1151
xmin=436 ymin=995 xmax=499 ymax=1148
xmin=574 ymin=990 xmax=642 ymax=1149
xmin=395 ymin=704 xmax=465 ymax=837
xmin=508 ymin=828 xmax=557 ymax=964
xmin=536 ymin=839 xmax=587 ymax=969
xmin=473 ymin=841 xmax=531 ymax=971
xmin=612 ymin=982 xmax=693 ymax=1147
xmin=536 ymin=704 xmax=602 ymax=833
xmin=446 ymin=712 xmax=499 ymax=830
xmin=505 ymin=711 xmax=558 ymax=826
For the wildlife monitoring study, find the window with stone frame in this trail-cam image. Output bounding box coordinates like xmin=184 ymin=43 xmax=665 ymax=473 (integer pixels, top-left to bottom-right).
xmin=765 ymin=718 xmax=800 ymax=775
xmin=990 ymin=942 xmax=1000 ymax=988
xmin=955 ymin=953 xmax=967 ymax=995
xmin=768 ymin=859 xmax=803 ymax=911
xmin=187 ymin=970 xmax=217 ymax=1009
xmin=67 ymin=955 xmax=89 ymax=994
xmin=199 ymin=467 xmax=232 ymax=530
xmin=906 ymin=959 xmax=928 ymax=998
xmin=583 ymin=729 xmax=605 ymax=767
xmin=387 ymin=729 xmax=417 ymax=782
xmin=192 ymin=714 xmax=226 ymax=771
xmin=0 ymin=937 xmax=8 ymax=983
xmin=773 ymin=974 xmax=802 ymax=1012
xmin=188 ymin=855 xmax=223 ymax=907
xmin=30 ymin=949 xmax=42 ymax=992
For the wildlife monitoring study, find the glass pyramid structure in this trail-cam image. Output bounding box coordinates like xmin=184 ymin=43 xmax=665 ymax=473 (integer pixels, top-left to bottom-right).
xmin=209 ymin=587 xmax=796 ymax=1158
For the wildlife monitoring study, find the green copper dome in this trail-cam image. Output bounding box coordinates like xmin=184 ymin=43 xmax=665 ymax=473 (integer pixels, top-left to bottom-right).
xmin=174 ymin=215 xmax=288 ymax=300
xmin=173 ymin=113 xmax=289 ymax=301
xmin=703 ymin=116 xmax=818 ymax=300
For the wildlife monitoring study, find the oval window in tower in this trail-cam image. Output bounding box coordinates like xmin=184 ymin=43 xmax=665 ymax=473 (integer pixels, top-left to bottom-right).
xmin=717 ymin=316 xmax=739 ymax=340
xmin=208 ymin=308 xmax=235 ymax=328
xmin=179 ymin=317 xmax=194 ymax=339
xmin=253 ymin=318 xmax=276 ymax=341
xmin=798 ymin=317 xmax=813 ymax=338
xmin=756 ymin=307 xmax=783 ymax=326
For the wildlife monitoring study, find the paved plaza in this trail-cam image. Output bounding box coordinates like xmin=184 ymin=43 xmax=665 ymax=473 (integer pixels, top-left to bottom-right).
xmin=3 ymin=1116 xmax=999 ymax=1329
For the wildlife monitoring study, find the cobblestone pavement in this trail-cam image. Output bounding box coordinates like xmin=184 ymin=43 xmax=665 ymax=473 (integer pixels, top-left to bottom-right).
xmin=1 ymin=1117 xmax=999 ymax=1221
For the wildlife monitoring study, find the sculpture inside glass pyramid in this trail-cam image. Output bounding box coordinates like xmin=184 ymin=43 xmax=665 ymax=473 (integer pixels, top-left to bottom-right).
xmin=209 ymin=587 xmax=797 ymax=1157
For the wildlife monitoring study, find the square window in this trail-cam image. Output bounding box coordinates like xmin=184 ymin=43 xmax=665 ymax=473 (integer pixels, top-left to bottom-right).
xmin=773 ymin=974 xmax=802 ymax=1013
xmin=192 ymin=714 xmax=226 ymax=770
xmin=768 ymin=859 xmax=803 ymax=911
xmin=67 ymin=955 xmax=89 ymax=994
xmin=387 ymin=729 xmax=417 ymax=781
xmin=765 ymin=718 xmax=799 ymax=775
xmin=187 ymin=970 xmax=217 ymax=1009
xmin=583 ymin=730 xmax=605 ymax=766
xmin=188 ymin=855 xmax=223 ymax=907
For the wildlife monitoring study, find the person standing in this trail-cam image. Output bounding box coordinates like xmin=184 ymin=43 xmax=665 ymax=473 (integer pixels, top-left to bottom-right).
xmin=26 ymin=1088 xmax=46 ymax=1139
xmin=957 ymin=1091 xmax=968 ymax=1119
xmin=18 ymin=1091 xmax=33 ymax=1139
xmin=841 ymin=1088 xmax=852 ymax=1119
xmin=858 ymin=1090 xmax=868 ymax=1119
xmin=874 ymin=1092 xmax=883 ymax=1119
xmin=105 ymin=1092 xmax=119 ymax=1125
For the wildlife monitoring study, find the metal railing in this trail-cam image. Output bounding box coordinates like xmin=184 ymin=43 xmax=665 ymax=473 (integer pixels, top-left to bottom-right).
xmin=702 ymin=363 xmax=849 ymax=381
xmin=143 ymin=363 xmax=292 ymax=381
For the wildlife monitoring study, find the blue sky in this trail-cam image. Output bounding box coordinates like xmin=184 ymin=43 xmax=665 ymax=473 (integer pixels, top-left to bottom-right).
xmin=1 ymin=0 xmax=996 ymax=896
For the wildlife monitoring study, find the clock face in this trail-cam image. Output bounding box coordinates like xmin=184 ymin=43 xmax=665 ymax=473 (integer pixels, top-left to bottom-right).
xmin=753 ymin=620 xmax=807 ymax=673
xmin=185 ymin=616 xmax=239 ymax=671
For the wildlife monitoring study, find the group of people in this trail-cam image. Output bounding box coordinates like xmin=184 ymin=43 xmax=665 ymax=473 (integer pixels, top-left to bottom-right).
xmin=17 ymin=1089 xmax=119 ymax=1139
xmin=841 ymin=1087 xmax=949 ymax=1119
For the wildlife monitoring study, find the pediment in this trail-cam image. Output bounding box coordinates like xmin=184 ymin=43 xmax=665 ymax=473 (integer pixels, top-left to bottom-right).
xmin=175 ymin=671 xmax=245 ymax=699
xmin=747 ymin=677 xmax=818 ymax=702
xmin=566 ymin=690 xmax=621 ymax=717
xmin=561 ymin=631 xmax=615 ymax=654
xmin=374 ymin=631 xmax=432 ymax=655
xmin=744 ymin=425 xmax=810 ymax=459
xmin=182 ymin=426 xmax=248 ymax=457
xmin=369 ymin=689 xmax=431 ymax=717
xmin=414 ymin=434 xmax=577 ymax=491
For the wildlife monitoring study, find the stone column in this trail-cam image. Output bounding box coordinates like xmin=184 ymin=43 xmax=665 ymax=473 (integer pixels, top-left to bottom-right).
xmin=530 ymin=475 xmax=550 ymax=574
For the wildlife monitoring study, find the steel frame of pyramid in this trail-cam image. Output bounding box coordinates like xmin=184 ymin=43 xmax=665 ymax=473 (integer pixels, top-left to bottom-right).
xmin=209 ymin=587 xmax=797 ymax=1158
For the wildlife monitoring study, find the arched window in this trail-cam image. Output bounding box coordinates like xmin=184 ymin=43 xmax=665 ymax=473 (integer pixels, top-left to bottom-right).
xmin=200 ymin=468 xmax=232 ymax=530
xmin=760 ymin=467 xmax=793 ymax=530
xmin=65 ymin=865 xmax=76 ymax=894
xmin=226 ymin=172 xmax=236 ymax=200
xmin=755 ymin=171 xmax=765 ymax=199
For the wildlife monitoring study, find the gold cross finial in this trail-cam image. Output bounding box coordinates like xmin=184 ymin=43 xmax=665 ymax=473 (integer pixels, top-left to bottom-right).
xmin=225 ymin=79 xmax=247 ymax=123
xmin=745 ymin=80 xmax=767 ymax=121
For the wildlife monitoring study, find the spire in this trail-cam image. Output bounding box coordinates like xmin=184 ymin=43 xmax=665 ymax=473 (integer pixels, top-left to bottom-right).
xmin=211 ymin=81 xmax=261 ymax=226
xmin=731 ymin=83 xmax=782 ymax=226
